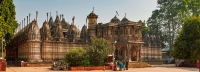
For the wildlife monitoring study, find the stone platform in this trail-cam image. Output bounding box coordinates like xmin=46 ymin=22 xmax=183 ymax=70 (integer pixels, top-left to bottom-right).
xmin=128 ymin=61 xmax=151 ymax=68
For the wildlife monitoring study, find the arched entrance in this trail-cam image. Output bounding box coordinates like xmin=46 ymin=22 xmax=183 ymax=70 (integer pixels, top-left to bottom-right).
xmin=114 ymin=42 xmax=142 ymax=62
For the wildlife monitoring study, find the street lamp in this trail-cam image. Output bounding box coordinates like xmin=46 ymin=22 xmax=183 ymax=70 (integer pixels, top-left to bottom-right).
xmin=112 ymin=41 xmax=117 ymax=62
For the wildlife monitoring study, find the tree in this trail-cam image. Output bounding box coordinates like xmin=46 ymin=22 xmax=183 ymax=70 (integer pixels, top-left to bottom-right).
xmin=147 ymin=0 xmax=200 ymax=52
xmin=65 ymin=48 xmax=89 ymax=66
xmin=172 ymin=16 xmax=200 ymax=60
xmin=0 ymin=0 xmax=18 ymax=44
xmin=85 ymin=37 xmax=111 ymax=66
xmin=138 ymin=20 xmax=147 ymax=36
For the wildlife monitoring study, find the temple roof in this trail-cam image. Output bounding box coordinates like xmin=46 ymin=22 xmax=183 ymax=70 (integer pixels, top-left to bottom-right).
xmin=61 ymin=18 xmax=70 ymax=29
xmin=121 ymin=17 xmax=129 ymax=22
xmin=110 ymin=15 xmax=120 ymax=23
xmin=87 ymin=11 xmax=98 ymax=18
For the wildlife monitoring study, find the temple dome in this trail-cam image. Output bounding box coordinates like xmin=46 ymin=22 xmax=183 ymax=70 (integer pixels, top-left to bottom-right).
xmin=87 ymin=11 xmax=98 ymax=18
xmin=110 ymin=15 xmax=120 ymax=23
xmin=121 ymin=17 xmax=129 ymax=22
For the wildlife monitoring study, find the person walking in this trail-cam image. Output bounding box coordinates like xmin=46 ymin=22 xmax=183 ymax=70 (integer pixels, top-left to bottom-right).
xmin=123 ymin=60 xmax=126 ymax=70
xmin=119 ymin=61 xmax=123 ymax=71
xmin=125 ymin=59 xmax=129 ymax=70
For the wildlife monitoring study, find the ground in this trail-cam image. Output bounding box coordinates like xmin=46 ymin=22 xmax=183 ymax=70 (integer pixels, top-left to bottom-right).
xmin=5 ymin=64 xmax=199 ymax=72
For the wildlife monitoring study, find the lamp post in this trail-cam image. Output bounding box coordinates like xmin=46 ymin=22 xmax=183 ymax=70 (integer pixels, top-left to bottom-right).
xmin=113 ymin=41 xmax=117 ymax=62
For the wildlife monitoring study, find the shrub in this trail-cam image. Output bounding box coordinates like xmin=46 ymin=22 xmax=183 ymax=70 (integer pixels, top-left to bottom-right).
xmin=65 ymin=48 xmax=89 ymax=66
xmin=85 ymin=37 xmax=111 ymax=66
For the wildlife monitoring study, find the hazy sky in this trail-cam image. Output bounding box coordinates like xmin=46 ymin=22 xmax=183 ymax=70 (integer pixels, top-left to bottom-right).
xmin=14 ymin=0 xmax=157 ymax=29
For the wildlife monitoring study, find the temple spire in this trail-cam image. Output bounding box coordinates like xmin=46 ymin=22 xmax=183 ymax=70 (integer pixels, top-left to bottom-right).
xmin=72 ymin=16 xmax=75 ymax=25
xmin=24 ymin=18 xmax=25 ymax=27
xmin=125 ymin=13 xmax=126 ymax=18
xmin=47 ymin=13 xmax=48 ymax=21
xmin=29 ymin=13 xmax=31 ymax=24
xmin=27 ymin=16 xmax=28 ymax=26
xmin=93 ymin=7 xmax=94 ymax=12
xmin=36 ymin=11 xmax=38 ymax=21
xmin=22 ymin=20 xmax=23 ymax=29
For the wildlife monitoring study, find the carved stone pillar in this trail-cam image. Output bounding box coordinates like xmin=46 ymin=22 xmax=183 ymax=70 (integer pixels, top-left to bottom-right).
xmin=127 ymin=43 xmax=131 ymax=61
xmin=124 ymin=49 xmax=126 ymax=60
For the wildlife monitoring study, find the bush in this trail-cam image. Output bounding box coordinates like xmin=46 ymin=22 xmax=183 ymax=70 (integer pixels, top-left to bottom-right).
xmin=65 ymin=48 xmax=89 ymax=66
xmin=65 ymin=37 xmax=111 ymax=66
xmin=85 ymin=37 xmax=111 ymax=66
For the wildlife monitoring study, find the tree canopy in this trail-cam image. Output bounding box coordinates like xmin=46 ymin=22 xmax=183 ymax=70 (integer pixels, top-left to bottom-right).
xmin=65 ymin=48 xmax=89 ymax=66
xmin=147 ymin=0 xmax=200 ymax=51
xmin=65 ymin=37 xmax=111 ymax=66
xmin=172 ymin=16 xmax=200 ymax=60
xmin=85 ymin=37 xmax=111 ymax=66
xmin=0 ymin=0 xmax=18 ymax=44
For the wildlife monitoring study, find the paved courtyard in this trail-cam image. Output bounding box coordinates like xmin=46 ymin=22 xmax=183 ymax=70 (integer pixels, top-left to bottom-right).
xmin=5 ymin=64 xmax=200 ymax=72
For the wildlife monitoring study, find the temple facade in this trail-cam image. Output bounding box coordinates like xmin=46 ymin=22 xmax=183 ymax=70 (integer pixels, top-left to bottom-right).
xmin=6 ymin=10 xmax=162 ymax=62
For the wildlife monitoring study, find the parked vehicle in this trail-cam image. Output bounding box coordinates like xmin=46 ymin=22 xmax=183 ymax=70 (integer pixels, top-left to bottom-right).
xmin=175 ymin=59 xmax=198 ymax=68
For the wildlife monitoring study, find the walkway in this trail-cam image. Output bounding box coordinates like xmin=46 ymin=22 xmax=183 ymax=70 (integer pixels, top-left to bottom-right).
xmin=5 ymin=64 xmax=199 ymax=72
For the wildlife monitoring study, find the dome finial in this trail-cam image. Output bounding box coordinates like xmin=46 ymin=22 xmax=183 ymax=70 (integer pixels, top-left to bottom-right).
xmin=72 ymin=16 xmax=75 ymax=25
xmin=29 ymin=13 xmax=31 ymax=24
xmin=47 ymin=13 xmax=48 ymax=21
xmin=92 ymin=7 xmax=94 ymax=12
xmin=36 ymin=11 xmax=38 ymax=21
xmin=125 ymin=13 xmax=126 ymax=18
xmin=116 ymin=11 xmax=119 ymax=16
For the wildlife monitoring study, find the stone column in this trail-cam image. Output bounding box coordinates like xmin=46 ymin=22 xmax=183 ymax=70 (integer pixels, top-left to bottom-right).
xmin=127 ymin=44 xmax=131 ymax=62
xmin=124 ymin=49 xmax=126 ymax=60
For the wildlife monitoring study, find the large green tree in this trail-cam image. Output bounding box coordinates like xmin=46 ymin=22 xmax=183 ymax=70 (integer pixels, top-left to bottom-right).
xmin=172 ymin=16 xmax=200 ymax=60
xmin=147 ymin=0 xmax=200 ymax=52
xmin=0 ymin=0 xmax=18 ymax=44
xmin=85 ymin=37 xmax=111 ymax=66
xmin=65 ymin=48 xmax=89 ymax=66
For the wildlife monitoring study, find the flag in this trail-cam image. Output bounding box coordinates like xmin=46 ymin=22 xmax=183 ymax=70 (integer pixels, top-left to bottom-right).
xmin=116 ymin=11 xmax=119 ymax=16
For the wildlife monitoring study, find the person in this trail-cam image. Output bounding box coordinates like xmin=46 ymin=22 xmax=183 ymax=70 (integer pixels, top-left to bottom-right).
xmin=110 ymin=62 xmax=114 ymax=70
xmin=123 ymin=60 xmax=126 ymax=70
xmin=113 ymin=61 xmax=117 ymax=71
xmin=125 ymin=59 xmax=129 ymax=70
xmin=119 ymin=61 xmax=122 ymax=71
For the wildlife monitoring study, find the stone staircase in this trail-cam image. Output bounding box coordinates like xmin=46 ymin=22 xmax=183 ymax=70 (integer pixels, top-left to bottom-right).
xmin=128 ymin=61 xmax=151 ymax=68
